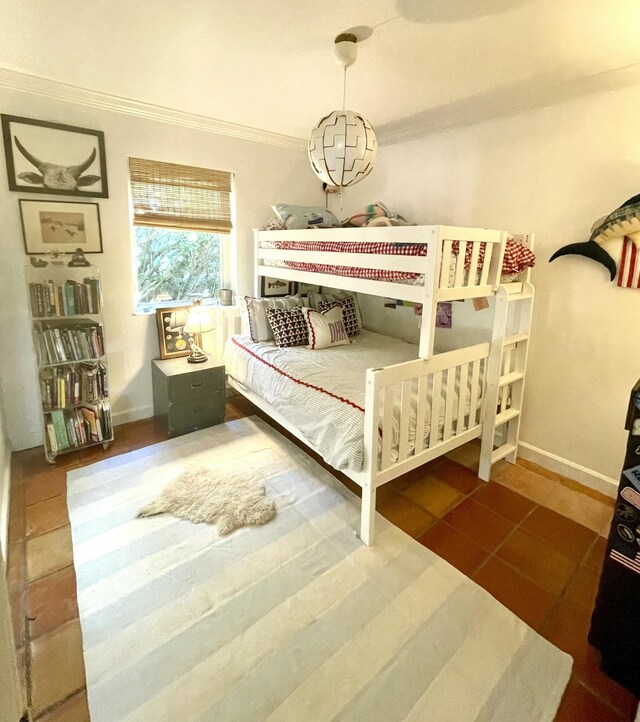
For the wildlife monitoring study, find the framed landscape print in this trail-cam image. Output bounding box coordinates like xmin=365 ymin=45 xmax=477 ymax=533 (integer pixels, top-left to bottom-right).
xmin=1 ymin=114 xmax=108 ymax=198
xmin=261 ymin=276 xmax=292 ymax=297
xmin=155 ymin=306 xmax=201 ymax=359
xmin=19 ymin=200 xmax=103 ymax=255
xmin=294 ymin=282 xmax=321 ymax=295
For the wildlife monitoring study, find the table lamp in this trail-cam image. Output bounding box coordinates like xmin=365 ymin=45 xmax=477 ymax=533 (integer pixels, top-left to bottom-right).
xmin=184 ymin=300 xmax=215 ymax=363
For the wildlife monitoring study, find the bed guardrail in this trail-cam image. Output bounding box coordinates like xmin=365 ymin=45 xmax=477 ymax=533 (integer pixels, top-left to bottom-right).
xmin=254 ymin=225 xmax=506 ymax=305
xmin=363 ymin=342 xmax=490 ymax=487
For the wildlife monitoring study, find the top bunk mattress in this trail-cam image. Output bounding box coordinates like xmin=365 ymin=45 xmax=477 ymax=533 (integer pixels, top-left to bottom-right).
xmin=224 ymin=330 xmax=481 ymax=473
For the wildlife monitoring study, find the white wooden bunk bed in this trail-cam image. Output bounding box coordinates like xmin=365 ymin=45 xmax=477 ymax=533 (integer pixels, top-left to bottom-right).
xmin=219 ymin=225 xmax=535 ymax=545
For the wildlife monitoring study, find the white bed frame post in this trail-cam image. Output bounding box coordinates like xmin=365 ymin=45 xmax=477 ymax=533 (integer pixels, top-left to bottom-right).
xmin=361 ymin=368 xmax=380 ymax=545
xmin=418 ymin=226 xmax=443 ymax=359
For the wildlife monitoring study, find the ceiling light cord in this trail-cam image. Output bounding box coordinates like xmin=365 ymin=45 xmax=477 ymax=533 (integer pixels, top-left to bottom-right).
xmin=342 ymin=65 xmax=347 ymax=112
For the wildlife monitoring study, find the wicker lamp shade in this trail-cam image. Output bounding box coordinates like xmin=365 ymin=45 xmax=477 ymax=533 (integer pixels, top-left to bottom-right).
xmin=308 ymin=110 xmax=377 ymax=188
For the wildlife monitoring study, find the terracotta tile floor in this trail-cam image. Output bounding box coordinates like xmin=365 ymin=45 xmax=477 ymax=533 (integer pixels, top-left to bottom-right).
xmin=6 ymin=398 xmax=637 ymax=721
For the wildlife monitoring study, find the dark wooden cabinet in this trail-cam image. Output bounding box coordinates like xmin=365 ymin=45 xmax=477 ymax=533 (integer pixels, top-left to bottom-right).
xmin=152 ymin=357 xmax=225 ymax=438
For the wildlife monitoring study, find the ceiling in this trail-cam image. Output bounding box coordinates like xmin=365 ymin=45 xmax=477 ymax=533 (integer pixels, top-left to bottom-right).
xmin=0 ymin=0 xmax=639 ymax=144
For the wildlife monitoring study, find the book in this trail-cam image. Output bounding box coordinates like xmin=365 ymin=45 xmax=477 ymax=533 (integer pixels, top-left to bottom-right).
xmin=46 ymin=423 xmax=58 ymax=453
xmin=50 ymin=409 xmax=70 ymax=449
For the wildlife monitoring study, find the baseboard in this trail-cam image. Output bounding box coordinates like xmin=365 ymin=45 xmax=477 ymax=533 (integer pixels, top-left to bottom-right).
xmin=0 ymin=458 xmax=10 ymax=562
xmin=111 ymin=404 xmax=154 ymax=426
xmin=518 ymin=441 xmax=618 ymax=498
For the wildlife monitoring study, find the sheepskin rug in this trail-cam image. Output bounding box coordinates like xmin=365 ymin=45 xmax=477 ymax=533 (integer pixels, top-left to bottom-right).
xmin=137 ymin=465 xmax=276 ymax=535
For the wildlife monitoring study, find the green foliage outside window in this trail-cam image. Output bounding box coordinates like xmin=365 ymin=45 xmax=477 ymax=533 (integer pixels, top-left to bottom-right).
xmin=134 ymin=226 xmax=222 ymax=307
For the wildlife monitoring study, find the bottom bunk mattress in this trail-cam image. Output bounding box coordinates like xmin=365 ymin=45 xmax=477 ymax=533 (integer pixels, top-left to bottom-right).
xmin=224 ymin=330 xmax=482 ymax=473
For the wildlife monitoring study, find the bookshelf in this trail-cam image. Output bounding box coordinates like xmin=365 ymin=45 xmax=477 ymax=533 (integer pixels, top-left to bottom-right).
xmin=26 ymin=257 xmax=113 ymax=463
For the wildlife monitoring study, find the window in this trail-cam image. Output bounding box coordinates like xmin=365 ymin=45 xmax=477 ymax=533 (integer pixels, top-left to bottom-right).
xmin=128 ymin=157 xmax=232 ymax=311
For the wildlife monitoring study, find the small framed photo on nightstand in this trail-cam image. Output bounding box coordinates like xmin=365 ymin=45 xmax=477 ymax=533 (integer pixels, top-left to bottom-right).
xmin=155 ymin=306 xmax=201 ymax=359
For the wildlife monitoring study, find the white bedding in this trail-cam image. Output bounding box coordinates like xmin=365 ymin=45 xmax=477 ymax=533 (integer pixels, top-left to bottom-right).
xmin=224 ymin=330 xmax=481 ymax=473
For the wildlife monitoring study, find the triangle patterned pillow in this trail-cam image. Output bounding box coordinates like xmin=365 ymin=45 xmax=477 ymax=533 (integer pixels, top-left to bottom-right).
xmin=265 ymin=306 xmax=309 ymax=347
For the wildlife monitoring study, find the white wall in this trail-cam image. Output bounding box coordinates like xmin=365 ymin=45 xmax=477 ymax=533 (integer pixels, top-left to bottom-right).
xmin=0 ymin=87 xmax=320 ymax=450
xmin=0 ymin=389 xmax=10 ymax=561
xmin=0 ymin=550 xmax=24 ymax=722
xmin=335 ymin=83 xmax=640 ymax=484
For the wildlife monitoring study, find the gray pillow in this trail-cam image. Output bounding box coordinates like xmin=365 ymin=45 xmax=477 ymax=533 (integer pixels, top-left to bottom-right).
xmin=244 ymin=294 xmax=303 ymax=342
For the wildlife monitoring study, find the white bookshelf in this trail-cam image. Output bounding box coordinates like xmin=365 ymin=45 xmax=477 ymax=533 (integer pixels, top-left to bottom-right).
xmin=25 ymin=257 xmax=113 ymax=463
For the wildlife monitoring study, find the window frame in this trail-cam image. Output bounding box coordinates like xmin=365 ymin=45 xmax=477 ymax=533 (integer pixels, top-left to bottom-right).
xmin=127 ymin=160 xmax=235 ymax=314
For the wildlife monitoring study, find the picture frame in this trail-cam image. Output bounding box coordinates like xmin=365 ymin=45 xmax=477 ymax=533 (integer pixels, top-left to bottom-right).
xmin=261 ymin=276 xmax=291 ymax=297
xmin=19 ymin=199 xmax=103 ymax=255
xmin=294 ymin=282 xmax=321 ymax=295
xmin=155 ymin=306 xmax=201 ymax=359
xmin=1 ymin=114 xmax=108 ymax=198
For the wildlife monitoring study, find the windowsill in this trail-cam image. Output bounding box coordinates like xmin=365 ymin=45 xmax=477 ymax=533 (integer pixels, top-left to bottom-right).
xmin=133 ymin=299 xmax=222 ymax=316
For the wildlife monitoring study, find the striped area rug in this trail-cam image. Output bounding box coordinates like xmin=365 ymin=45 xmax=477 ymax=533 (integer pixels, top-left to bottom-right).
xmin=67 ymin=416 xmax=572 ymax=722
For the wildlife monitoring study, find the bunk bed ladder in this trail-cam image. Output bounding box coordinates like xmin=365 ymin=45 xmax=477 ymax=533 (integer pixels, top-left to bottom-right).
xmin=478 ymin=282 xmax=534 ymax=480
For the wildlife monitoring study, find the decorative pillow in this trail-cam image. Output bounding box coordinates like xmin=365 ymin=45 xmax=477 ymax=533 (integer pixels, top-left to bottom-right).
xmin=272 ymin=204 xmax=341 ymax=230
xmin=265 ymin=307 xmax=308 ymax=347
xmin=260 ymin=216 xmax=286 ymax=231
xmin=308 ymin=291 xmax=363 ymax=329
xmin=304 ymin=306 xmax=350 ymax=350
xmin=317 ymin=298 xmax=359 ymax=336
xmin=244 ymin=294 xmax=302 ymax=342
xmin=342 ymin=202 xmax=389 ymax=227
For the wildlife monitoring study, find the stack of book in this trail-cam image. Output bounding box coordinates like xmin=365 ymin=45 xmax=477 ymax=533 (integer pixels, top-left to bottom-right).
xmin=28 ymin=278 xmax=101 ymax=317
xmin=35 ymin=322 xmax=105 ymax=366
xmin=40 ymin=362 xmax=109 ymax=410
xmin=45 ymin=400 xmax=112 ymax=452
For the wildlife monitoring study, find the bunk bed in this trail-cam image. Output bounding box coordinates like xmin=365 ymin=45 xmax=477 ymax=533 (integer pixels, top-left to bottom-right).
xmin=218 ymin=225 xmax=535 ymax=545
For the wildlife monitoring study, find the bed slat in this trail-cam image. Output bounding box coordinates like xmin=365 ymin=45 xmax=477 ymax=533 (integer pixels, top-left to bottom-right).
xmin=479 ymin=243 xmax=493 ymax=286
xmin=456 ymin=362 xmax=469 ymax=435
xmin=454 ymin=241 xmax=467 ymax=288
xmin=469 ymin=358 xmax=481 ymax=427
xmin=381 ymin=385 xmax=395 ymax=470
xmin=468 ymin=242 xmax=481 ymax=288
xmin=440 ymin=240 xmax=453 ymax=288
xmin=443 ymin=368 xmax=457 ymax=441
xmin=414 ymin=374 xmax=429 ymax=455
xmin=429 ymin=371 xmax=443 ymax=448
xmin=398 ymin=379 xmax=413 ymax=462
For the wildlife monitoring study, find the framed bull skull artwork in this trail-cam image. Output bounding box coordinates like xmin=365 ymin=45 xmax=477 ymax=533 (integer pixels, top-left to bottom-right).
xmin=1 ymin=114 xmax=108 ymax=198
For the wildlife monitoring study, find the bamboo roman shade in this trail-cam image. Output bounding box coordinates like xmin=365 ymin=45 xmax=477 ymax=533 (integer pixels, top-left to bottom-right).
xmin=128 ymin=158 xmax=232 ymax=233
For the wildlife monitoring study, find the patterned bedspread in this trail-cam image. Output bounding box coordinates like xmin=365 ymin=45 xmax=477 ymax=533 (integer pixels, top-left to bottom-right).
xmin=224 ymin=330 xmax=480 ymax=472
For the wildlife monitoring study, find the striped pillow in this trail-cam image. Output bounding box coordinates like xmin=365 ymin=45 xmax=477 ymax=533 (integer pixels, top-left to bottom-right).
xmin=244 ymin=294 xmax=302 ymax=342
xmin=317 ymin=297 xmax=359 ymax=336
xmin=304 ymin=306 xmax=350 ymax=350
xmin=265 ymin=307 xmax=308 ymax=347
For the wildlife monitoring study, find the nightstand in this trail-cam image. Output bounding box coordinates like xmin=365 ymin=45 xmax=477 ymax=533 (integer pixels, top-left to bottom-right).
xmin=151 ymin=356 xmax=225 ymax=438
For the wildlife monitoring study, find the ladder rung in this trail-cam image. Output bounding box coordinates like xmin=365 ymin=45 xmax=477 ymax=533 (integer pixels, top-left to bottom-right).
xmin=499 ymin=371 xmax=525 ymax=387
xmin=495 ymin=408 xmax=520 ymax=426
xmin=504 ymin=333 xmax=529 ymax=346
xmin=492 ymin=443 xmax=517 ymax=464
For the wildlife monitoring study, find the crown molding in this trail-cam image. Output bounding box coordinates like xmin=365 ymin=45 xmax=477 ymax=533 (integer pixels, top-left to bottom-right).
xmin=0 ymin=67 xmax=308 ymax=151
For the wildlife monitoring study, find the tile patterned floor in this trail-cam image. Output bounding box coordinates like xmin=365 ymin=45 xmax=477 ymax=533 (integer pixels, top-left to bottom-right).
xmin=5 ymin=399 xmax=637 ymax=721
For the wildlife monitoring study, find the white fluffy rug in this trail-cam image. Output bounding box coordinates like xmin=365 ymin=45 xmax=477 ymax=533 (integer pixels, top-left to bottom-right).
xmin=137 ymin=464 xmax=276 ymax=535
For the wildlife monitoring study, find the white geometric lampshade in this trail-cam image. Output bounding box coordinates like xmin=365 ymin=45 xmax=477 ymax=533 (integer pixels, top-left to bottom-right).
xmin=308 ymin=109 xmax=377 ymax=187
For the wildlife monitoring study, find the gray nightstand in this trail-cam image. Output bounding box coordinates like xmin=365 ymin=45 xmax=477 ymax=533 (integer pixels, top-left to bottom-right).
xmin=151 ymin=356 xmax=225 ymax=438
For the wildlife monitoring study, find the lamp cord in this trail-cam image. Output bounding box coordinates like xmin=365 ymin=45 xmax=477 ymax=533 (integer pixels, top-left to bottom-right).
xmin=342 ymin=65 xmax=347 ymax=111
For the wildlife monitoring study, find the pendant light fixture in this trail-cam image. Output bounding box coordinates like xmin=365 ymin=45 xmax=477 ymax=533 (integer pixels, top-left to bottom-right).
xmin=308 ymin=33 xmax=377 ymax=190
